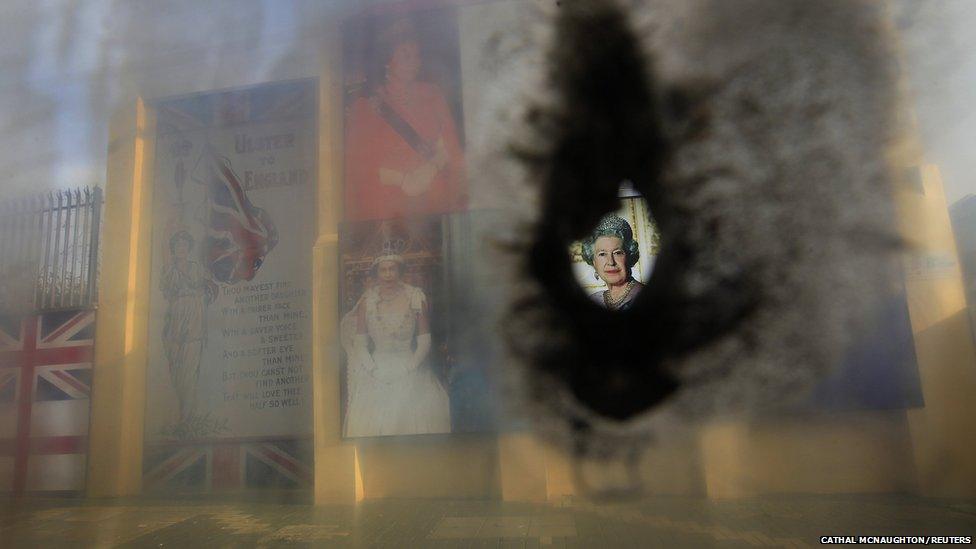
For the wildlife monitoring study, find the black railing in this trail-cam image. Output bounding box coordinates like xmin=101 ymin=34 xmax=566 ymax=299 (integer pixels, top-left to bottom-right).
xmin=0 ymin=187 xmax=102 ymax=312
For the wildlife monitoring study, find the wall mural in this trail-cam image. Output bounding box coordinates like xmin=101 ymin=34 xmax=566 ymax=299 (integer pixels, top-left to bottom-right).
xmin=339 ymin=217 xmax=451 ymax=437
xmin=343 ymin=7 xmax=466 ymax=221
xmin=338 ymin=5 xmax=501 ymax=438
xmin=144 ymin=79 xmax=316 ymax=490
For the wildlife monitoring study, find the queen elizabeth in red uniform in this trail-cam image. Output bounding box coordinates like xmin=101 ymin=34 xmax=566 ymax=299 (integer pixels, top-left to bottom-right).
xmin=344 ymin=20 xmax=466 ymax=221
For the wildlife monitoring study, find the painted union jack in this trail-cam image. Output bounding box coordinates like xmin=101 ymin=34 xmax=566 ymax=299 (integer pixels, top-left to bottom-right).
xmin=195 ymin=149 xmax=277 ymax=284
xmin=0 ymin=309 xmax=94 ymax=493
xmin=144 ymin=438 xmax=312 ymax=491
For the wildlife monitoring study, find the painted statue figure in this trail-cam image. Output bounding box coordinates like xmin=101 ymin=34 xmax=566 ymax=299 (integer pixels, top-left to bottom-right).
xmin=160 ymin=230 xmax=216 ymax=424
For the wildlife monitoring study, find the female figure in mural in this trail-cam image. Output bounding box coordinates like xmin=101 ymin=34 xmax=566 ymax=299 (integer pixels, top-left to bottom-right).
xmin=160 ymin=230 xmax=216 ymax=424
xmin=582 ymin=214 xmax=644 ymax=311
xmin=342 ymin=253 xmax=451 ymax=437
xmin=345 ymin=19 xmax=465 ymax=220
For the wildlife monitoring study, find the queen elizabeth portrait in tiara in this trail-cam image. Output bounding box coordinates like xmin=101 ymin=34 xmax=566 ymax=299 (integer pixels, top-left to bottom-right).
xmin=582 ymin=214 xmax=645 ymax=311
xmin=340 ymin=241 xmax=451 ymax=437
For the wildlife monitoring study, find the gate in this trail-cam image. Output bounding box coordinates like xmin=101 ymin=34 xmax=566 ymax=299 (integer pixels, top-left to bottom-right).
xmin=0 ymin=188 xmax=101 ymax=494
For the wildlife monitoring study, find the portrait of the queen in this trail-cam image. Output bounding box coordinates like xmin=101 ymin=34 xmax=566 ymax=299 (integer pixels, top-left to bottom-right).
xmin=571 ymin=198 xmax=658 ymax=310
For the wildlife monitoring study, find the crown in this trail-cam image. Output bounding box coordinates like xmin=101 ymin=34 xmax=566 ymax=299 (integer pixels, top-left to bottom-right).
xmin=381 ymin=237 xmax=407 ymax=257
xmin=595 ymin=213 xmax=633 ymax=239
xmin=379 ymin=18 xmax=418 ymax=50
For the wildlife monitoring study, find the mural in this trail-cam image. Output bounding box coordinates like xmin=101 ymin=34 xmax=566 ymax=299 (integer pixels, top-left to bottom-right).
xmin=145 ymin=80 xmax=316 ymax=490
xmin=343 ymin=7 xmax=467 ymax=221
xmin=339 ymin=217 xmax=452 ymax=437
xmin=0 ymin=310 xmax=95 ymax=493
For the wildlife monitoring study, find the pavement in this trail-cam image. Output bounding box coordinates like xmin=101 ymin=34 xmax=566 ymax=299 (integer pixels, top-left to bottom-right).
xmin=0 ymin=493 xmax=974 ymax=548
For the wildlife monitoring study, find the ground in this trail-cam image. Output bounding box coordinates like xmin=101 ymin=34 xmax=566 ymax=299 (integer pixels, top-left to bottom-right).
xmin=0 ymin=494 xmax=974 ymax=548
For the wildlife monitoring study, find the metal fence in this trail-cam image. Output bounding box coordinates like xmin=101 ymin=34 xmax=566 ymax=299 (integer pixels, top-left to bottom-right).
xmin=0 ymin=187 xmax=102 ymax=312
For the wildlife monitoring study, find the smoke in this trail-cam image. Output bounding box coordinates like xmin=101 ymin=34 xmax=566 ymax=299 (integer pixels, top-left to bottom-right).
xmin=0 ymin=0 xmax=972 ymax=503
xmin=471 ymin=0 xmax=903 ymax=459
xmin=891 ymin=0 xmax=976 ymax=206
xmin=0 ymin=0 xmax=354 ymax=197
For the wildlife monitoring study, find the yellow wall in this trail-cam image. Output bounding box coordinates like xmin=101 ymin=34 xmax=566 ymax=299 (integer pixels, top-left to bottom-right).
xmin=901 ymin=166 xmax=976 ymax=497
xmin=82 ymin=20 xmax=509 ymax=503
xmin=87 ymin=4 xmax=976 ymax=503
xmin=358 ymin=436 xmax=500 ymax=499
xmin=700 ymin=413 xmax=917 ymax=498
xmin=693 ymin=10 xmax=976 ymax=498
xmin=311 ymin=26 xmax=362 ymax=503
xmin=88 ymin=99 xmax=155 ymax=497
xmin=696 ymin=166 xmax=976 ymax=499
xmin=543 ymin=430 xmax=705 ymax=500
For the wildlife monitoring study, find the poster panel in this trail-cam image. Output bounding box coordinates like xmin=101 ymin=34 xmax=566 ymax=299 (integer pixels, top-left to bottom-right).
xmin=145 ymin=79 xmax=316 ymax=445
xmin=338 ymin=213 xmax=501 ymax=438
xmin=569 ymin=196 xmax=659 ymax=309
xmin=342 ymin=6 xmax=467 ymax=221
xmin=338 ymin=216 xmax=454 ymax=437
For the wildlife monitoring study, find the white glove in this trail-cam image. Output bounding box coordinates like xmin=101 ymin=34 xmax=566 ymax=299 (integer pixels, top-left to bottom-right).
xmin=410 ymin=333 xmax=432 ymax=371
xmin=353 ymin=334 xmax=376 ymax=374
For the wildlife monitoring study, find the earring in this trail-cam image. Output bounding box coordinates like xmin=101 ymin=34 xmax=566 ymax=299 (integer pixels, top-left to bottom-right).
xmin=594 ymin=270 xmax=600 ymax=280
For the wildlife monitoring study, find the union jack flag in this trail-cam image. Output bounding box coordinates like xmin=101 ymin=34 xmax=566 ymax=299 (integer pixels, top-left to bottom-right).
xmin=156 ymin=79 xmax=315 ymax=137
xmin=243 ymin=441 xmax=313 ymax=487
xmin=0 ymin=309 xmax=94 ymax=494
xmin=0 ymin=314 xmax=23 ymax=352
xmin=144 ymin=438 xmax=312 ymax=492
xmin=193 ymin=149 xmax=278 ymax=285
xmin=144 ymin=445 xmax=210 ymax=489
xmin=0 ymin=369 xmax=17 ymax=403
xmin=34 ymin=364 xmax=91 ymax=401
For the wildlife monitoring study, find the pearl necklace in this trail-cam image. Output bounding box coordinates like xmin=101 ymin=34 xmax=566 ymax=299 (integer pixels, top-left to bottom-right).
xmin=604 ymin=279 xmax=636 ymax=310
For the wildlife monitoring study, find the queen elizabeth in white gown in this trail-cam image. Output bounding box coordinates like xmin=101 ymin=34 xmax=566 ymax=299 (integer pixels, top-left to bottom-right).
xmin=341 ymin=269 xmax=451 ymax=437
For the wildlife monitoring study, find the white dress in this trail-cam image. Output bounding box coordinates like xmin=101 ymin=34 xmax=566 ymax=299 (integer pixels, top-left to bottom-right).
xmin=342 ymin=283 xmax=451 ymax=437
